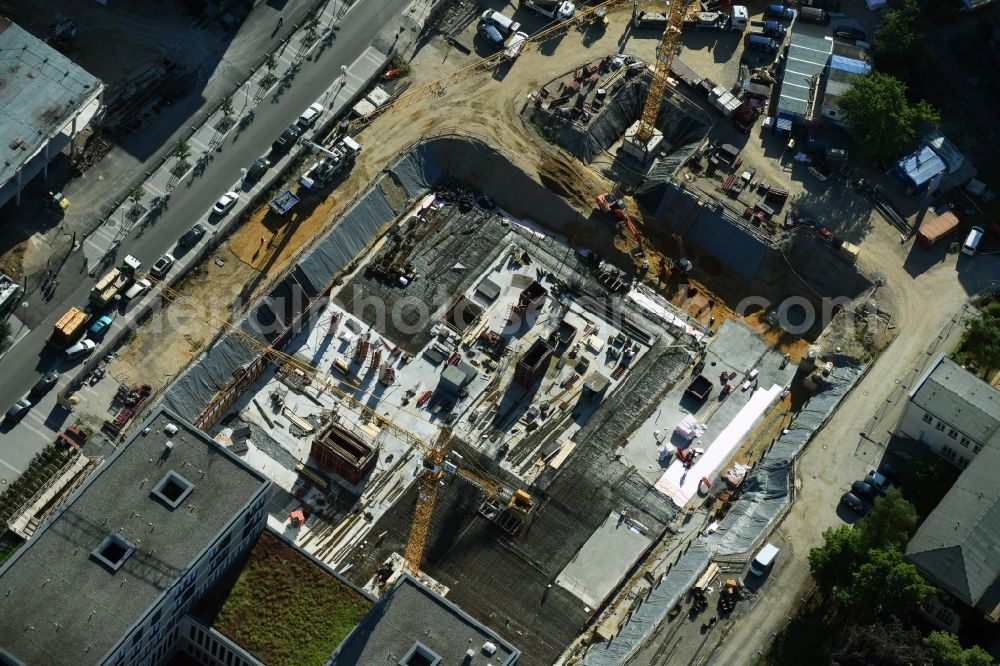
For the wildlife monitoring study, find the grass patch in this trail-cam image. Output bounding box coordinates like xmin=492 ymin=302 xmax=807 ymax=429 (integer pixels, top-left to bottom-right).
xmin=198 ymin=530 xmax=372 ymax=666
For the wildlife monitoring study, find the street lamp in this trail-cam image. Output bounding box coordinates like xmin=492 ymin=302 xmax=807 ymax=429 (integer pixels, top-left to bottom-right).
xmin=241 ymin=81 xmax=251 ymax=115
xmin=16 ymin=301 xmax=28 ymax=341
xmin=340 ymin=64 xmax=348 ymax=87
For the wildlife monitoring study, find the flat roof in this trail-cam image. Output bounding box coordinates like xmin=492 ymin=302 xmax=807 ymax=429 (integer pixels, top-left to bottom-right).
xmin=330 ymin=574 xmax=519 ymax=666
xmin=777 ymin=31 xmax=832 ymax=119
xmin=0 ymin=407 xmax=270 ymax=666
xmin=0 ymin=18 xmax=102 ymax=188
xmin=198 ymin=529 xmax=373 ymax=666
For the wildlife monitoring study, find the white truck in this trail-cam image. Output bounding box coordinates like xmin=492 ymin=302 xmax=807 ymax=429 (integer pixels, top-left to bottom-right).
xmin=521 ymin=0 xmax=575 ymax=20
xmin=299 ymin=136 xmax=362 ymax=190
xmin=680 ymin=5 xmax=748 ymax=32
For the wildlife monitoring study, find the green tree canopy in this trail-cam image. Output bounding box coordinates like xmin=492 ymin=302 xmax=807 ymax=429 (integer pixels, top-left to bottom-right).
xmin=859 ymin=490 xmax=918 ymax=551
xmin=839 ymin=549 xmax=935 ymax=623
xmin=923 ymin=630 xmax=994 ymax=666
xmin=874 ymin=0 xmax=927 ymax=77
xmin=960 ymin=301 xmax=1000 ymax=373
xmin=838 ymin=72 xmax=939 ymax=161
xmin=809 ymin=526 xmax=864 ymax=595
xmin=831 ymin=620 xmax=926 ymax=666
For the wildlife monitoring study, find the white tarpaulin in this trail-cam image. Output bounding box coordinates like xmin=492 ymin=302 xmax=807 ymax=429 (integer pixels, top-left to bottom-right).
xmin=674 ymin=414 xmax=702 ymax=440
xmin=655 ymin=384 xmax=783 ymax=507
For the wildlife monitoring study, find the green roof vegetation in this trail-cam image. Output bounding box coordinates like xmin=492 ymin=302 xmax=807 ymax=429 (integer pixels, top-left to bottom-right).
xmin=198 ymin=530 xmax=373 ymax=666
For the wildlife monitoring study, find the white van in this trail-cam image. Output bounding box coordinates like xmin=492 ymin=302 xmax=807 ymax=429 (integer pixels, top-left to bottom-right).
xmin=481 ymin=9 xmax=521 ymax=36
xmin=962 ymin=226 xmax=984 ymax=256
xmin=749 ymin=543 xmax=780 ymax=576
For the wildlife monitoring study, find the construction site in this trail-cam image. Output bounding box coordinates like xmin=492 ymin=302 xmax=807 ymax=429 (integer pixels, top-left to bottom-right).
xmin=24 ymin=1 xmax=903 ymax=664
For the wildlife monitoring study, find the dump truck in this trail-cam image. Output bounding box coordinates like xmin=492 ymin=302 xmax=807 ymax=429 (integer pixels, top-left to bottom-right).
xmin=521 ymin=0 xmax=575 ymax=20
xmin=744 ymin=33 xmax=779 ymax=52
xmin=89 ymin=255 xmax=141 ymax=308
xmin=299 ymin=137 xmax=362 ymax=190
xmin=681 ymin=5 xmax=748 ymax=32
xmin=50 ymin=307 xmax=89 ymax=349
xmin=749 ymin=19 xmax=787 ymax=38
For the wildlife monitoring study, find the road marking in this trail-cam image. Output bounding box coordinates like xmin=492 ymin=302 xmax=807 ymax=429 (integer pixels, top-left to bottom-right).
xmin=0 ymin=456 xmax=23 ymax=475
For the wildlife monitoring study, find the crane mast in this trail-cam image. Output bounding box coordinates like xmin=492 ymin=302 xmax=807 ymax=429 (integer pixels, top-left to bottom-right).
xmin=624 ymin=0 xmax=686 ymax=161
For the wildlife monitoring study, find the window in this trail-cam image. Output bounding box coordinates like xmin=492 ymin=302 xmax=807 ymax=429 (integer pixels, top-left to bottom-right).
xmin=959 ymin=457 xmax=970 ymax=469
xmin=91 ymin=533 xmax=136 ymax=572
xmin=922 ymin=413 xmax=933 ymax=424
xmin=935 ymin=421 xmax=946 ymax=432
xmin=151 ymin=470 xmax=195 ymax=509
xmin=974 ymin=444 xmax=983 ymax=454
xmin=942 ymin=446 xmax=957 ymax=460
xmin=959 ymin=436 xmax=971 ymax=448
xmin=947 ymin=428 xmax=958 ymax=439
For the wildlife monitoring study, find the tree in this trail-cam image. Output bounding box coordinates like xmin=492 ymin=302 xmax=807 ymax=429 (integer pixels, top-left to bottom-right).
xmin=923 ymin=631 xmax=994 ymax=666
xmin=858 ymin=490 xmax=918 ymax=551
xmin=173 ymin=138 xmax=191 ymax=163
xmin=874 ymin=0 xmax=927 ymax=78
xmin=220 ymin=94 xmax=234 ymax=120
xmin=838 ymin=73 xmax=939 ymax=161
xmin=264 ymin=53 xmax=277 ymax=73
xmin=960 ymin=301 xmax=1000 ymax=372
xmin=839 ymin=549 xmax=935 ymax=623
xmin=809 ymin=526 xmax=863 ymax=595
xmin=0 ymin=318 xmax=11 ymax=346
xmin=832 ymin=620 xmax=926 ymax=666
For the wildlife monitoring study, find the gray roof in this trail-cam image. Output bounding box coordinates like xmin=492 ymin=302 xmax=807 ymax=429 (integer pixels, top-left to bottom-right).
xmin=329 ymin=574 xmax=520 ymax=666
xmin=906 ymin=434 xmax=1000 ymax=608
xmin=0 ymin=18 xmax=102 ymax=187
xmin=777 ymin=31 xmax=832 ymax=119
xmin=909 ymin=355 xmax=1000 ymax=444
xmin=0 ymin=407 xmax=269 ymax=666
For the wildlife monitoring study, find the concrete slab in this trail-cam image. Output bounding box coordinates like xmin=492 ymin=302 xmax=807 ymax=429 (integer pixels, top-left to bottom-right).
xmin=620 ymin=320 xmax=797 ymax=492
xmin=555 ymin=511 xmax=653 ymax=608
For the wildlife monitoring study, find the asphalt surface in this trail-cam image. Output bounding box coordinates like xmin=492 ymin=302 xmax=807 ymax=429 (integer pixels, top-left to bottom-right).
xmin=0 ymin=0 xmax=413 ymax=481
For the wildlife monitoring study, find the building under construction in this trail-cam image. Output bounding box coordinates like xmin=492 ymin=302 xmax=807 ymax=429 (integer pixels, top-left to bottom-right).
xmin=311 ymin=421 xmax=379 ymax=486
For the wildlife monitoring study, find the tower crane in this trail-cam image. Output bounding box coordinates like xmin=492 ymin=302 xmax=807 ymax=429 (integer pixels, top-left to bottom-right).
xmin=146 ymin=278 xmax=532 ymax=574
xmin=621 ymin=0 xmax=687 ymax=163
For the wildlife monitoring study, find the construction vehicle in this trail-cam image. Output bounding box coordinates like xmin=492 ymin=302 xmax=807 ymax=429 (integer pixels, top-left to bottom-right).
xmin=89 ymin=255 xmax=141 ymax=308
xmin=596 ymin=191 xmax=643 ymax=253
xmin=681 ymin=5 xmax=748 ymax=32
xmin=748 ymin=19 xmax=787 ymax=38
xmin=521 ymin=0 xmax=576 ymax=20
xmin=744 ymin=32 xmax=780 ymax=52
xmin=299 ymin=136 xmax=362 ymax=190
xmin=49 ymin=307 xmax=89 ymax=349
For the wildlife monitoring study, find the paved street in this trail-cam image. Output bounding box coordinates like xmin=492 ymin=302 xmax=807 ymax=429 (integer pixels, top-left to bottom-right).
xmin=0 ymin=0 xmax=414 ymax=484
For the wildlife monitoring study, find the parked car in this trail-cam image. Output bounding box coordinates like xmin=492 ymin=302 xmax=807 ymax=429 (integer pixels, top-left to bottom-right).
xmin=30 ymin=371 xmax=59 ymax=398
xmin=63 ymin=338 xmax=97 ymax=361
xmin=5 ymin=397 xmax=31 ymax=423
xmin=297 ymin=103 xmax=324 ymax=128
xmin=272 ymin=124 xmax=304 ymax=153
xmin=124 ymin=277 xmax=151 ymax=300
xmin=245 ymin=157 xmax=270 ymax=184
xmin=480 ymin=9 xmax=520 ymax=36
xmin=832 ymin=25 xmax=866 ymax=41
xmin=150 ymin=254 xmax=175 ymax=279
xmin=89 ymin=315 xmax=113 ymax=338
xmin=850 ymin=479 xmax=877 ymax=501
xmin=179 ymin=223 xmax=207 ymax=248
xmin=764 ymin=4 xmax=795 ymax=20
xmin=865 ymin=470 xmax=894 ymax=495
xmin=840 ymin=491 xmax=866 ymax=513
xmin=477 ymin=22 xmax=505 ymax=48
xmin=212 ymin=192 xmax=239 ymax=215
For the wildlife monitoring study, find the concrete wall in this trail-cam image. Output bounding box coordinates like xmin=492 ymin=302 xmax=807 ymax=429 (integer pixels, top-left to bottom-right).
xmin=897 ymin=401 xmax=983 ymax=470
